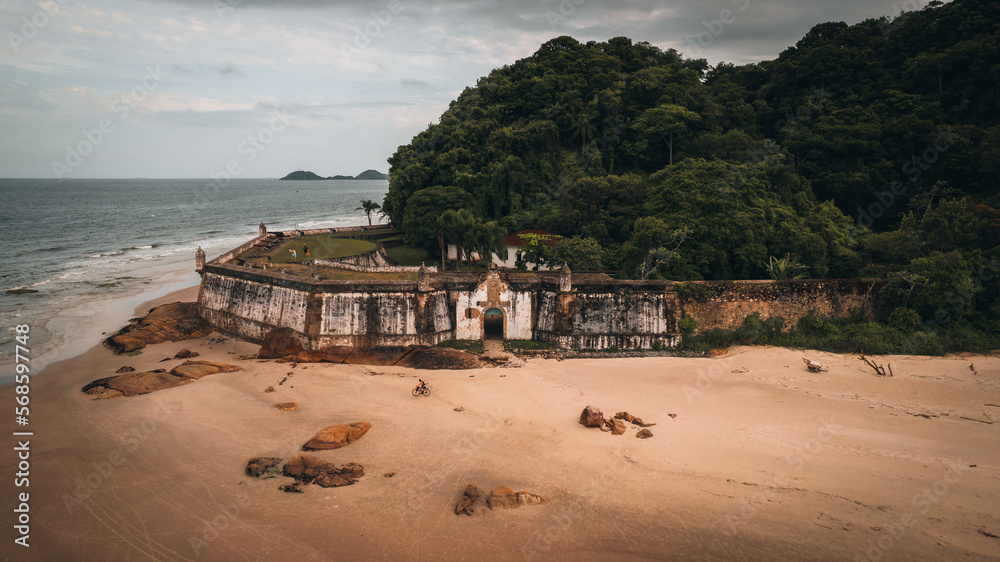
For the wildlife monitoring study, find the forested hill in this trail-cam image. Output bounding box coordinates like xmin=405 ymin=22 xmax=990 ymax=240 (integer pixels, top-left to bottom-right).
xmin=384 ymin=0 xmax=1000 ymax=348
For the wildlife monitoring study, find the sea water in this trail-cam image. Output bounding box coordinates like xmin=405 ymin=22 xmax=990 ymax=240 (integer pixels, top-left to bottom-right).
xmin=0 ymin=178 xmax=389 ymax=374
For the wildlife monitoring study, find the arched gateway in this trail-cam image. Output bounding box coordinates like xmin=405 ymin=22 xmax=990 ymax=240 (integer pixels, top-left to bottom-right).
xmin=483 ymin=308 xmax=504 ymax=340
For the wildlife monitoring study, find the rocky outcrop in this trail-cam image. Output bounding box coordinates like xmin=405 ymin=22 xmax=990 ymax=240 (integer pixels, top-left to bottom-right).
xmin=82 ymin=361 xmax=241 ymax=398
xmin=605 ymin=418 xmax=626 ymax=435
xmin=579 ymin=405 xmax=605 ymax=428
xmin=246 ymin=457 xmax=283 ymax=477
xmin=281 ymin=454 xmax=364 ymax=487
xmin=170 ymin=361 xmax=241 ymax=379
xmin=395 ymin=347 xmax=484 ymax=370
xmin=455 ymin=484 xmax=479 ymax=515
xmin=257 ymin=327 xmax=304 ymax=359
xmin=488 ymin=486 xmax=518 ymax=510
xmin=115 ymin=366 xmax=135 ymax=373
xmin=302 ymin=422 xmax=371 ymax=451
xmin=256 ymin=329 xmax=482 ymax=369
xmin=103 ymin=302 xmax=212 ymax=354
xmin=615 ymin=411 xmax=657 ymax=427
xmin=487 ymin=486 xmax=547 ymax=511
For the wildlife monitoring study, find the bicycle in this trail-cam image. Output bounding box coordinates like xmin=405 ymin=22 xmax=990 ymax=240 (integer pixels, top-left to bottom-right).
xmin=411 ymin=385 xmax=430 ymax=397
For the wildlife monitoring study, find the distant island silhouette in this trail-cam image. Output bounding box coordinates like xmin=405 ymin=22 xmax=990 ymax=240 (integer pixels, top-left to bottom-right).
xmin=281 ymin=169 xmax=388 ymax=180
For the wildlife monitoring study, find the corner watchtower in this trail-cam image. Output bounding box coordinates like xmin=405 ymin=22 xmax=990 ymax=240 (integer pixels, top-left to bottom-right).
xmin=259 ymin=222 xmax=267 ymax=237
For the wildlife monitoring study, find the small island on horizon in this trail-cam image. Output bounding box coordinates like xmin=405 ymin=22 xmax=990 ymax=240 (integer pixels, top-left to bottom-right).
xmin=281 ymin=169 xmax=388 ymax=181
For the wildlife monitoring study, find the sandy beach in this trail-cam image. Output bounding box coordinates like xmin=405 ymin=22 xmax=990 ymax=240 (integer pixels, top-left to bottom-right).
xmin=2 ymin=285 xmax=999 ymax=561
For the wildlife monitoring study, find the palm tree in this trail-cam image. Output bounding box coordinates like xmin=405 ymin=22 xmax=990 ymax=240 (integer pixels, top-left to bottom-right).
xmin=437 ymin=209 xmax=476 ymax=270
xmin=355 ymin=199 xmax=381 ymax=226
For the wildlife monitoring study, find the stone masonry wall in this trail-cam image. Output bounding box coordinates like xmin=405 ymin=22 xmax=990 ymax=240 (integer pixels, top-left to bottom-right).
xmin=678 ymin=279 xmax=881 ymax=334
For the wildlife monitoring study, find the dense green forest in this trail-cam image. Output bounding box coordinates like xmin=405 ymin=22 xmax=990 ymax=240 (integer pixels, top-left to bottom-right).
xmin=384 ymin=0 xmax=1000 ymax=353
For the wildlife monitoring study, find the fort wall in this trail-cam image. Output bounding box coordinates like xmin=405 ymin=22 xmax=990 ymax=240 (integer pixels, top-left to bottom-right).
xmin=196 ymin=231 xmax=882 ymax=351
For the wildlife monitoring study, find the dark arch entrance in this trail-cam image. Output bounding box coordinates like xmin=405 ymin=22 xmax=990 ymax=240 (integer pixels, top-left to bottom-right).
xmin=483 ymin=308 xmax=504 ymax=340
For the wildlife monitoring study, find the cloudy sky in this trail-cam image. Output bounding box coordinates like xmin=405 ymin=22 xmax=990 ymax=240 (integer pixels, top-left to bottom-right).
xmin=0 ymin=0 xmax=935 ymax=179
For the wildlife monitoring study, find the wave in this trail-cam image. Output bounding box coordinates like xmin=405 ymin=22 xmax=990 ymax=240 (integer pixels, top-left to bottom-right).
xmin=7 ymin=279 xmax=51 ymax=291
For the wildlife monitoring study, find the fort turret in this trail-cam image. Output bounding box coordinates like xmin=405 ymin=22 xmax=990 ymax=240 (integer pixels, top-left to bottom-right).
xmin=259 ymin=222 xmax=267 ymax=237
xmin=195 ymin=246 xmax=206 ymax=274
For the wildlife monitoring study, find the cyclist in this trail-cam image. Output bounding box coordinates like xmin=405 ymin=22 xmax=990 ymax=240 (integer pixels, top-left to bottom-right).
xmin=415 ymin=379 xmax=427 ymax=393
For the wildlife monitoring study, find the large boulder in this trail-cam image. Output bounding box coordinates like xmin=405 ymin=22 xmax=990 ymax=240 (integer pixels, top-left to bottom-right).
xmin=258 ymin=327 xmax=305 ymax=359
xmin=302 ymin=422 xmax=372 ymax=451
xmin=282 ymin=455 xmax=364 ymax=487
xmin=82 ymin=371 xmax=191 ymax=398
xmin=170 ymin=361 xmax=241 ymax=379
xmin=487 ymin=486 xmax=518 ymax=510
xmin=396 ymin=347 xmax=484 ymax=370
xmin=579 ymin=405 xmax=605 ymax=428
xmin=246 ymin=457 xmax=283 ymax=477
xmin=344 ymin=347 xmax=412 ymax=366
xmin=103 ymin=302 xmax=212 ymax=354
xmin=456 ymin=483 xmax=479 ymax=516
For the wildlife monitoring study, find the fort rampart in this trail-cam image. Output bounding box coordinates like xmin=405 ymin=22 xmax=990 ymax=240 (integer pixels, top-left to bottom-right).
xmin=196 ymin=230 xmax=881 ymax=350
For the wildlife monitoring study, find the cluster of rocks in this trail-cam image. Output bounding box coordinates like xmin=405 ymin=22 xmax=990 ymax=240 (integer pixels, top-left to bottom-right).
xmin=245 ymin=421 xmax=373 ymax=493
xmin=103 ymin=302 xmax=212 ymax=354
xmin=245 ymin=455 xmax=365 ymax=489
xmin=579 ymin=405 xmax=657 ymax=439
xmin=455 ymin=484 xmax=547 ymax=516
xmin=82 ymin=361 xmax=241 ymax=399
xmin=258 ymin=327 xmax=482 ymax=369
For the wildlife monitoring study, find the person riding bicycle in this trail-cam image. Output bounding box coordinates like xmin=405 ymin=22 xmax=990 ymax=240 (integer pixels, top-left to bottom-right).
xmin=415 ymin=379 xmax=427 ymax=393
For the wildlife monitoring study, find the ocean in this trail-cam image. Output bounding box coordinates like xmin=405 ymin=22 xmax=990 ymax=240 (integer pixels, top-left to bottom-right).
xmin=0 ymin=178 xmax=389 ymax=376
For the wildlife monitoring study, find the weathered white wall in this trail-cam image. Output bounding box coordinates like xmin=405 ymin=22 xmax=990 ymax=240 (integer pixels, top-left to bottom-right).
xmin=199 ymin=272 xmax=308 ymax=342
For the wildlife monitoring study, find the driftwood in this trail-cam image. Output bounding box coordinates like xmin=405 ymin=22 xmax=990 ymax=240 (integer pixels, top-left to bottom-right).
xmin=802 ymin=358 xmax=828 ymax=373
xmin=860 ymin=354 xmax=893 ymax=377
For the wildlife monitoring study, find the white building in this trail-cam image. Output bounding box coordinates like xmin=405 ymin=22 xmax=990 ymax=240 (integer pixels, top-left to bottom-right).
xmin=446 ymin=229 xmax=561 ymax=270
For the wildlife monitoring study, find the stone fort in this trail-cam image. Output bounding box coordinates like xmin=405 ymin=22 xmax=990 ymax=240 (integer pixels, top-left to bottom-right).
xmin=194 ymin=225 xmax=880 ymax=350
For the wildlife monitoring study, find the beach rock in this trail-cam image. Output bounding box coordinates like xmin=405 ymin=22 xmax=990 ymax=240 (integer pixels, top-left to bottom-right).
xmin=302 ymin=422 xmax=371 ymax=451
xmin=384 ymin=472 xmax=395 ymax=478
xmin=103 ymin=302 xmax=212 ymax=354
xmin=264 ymin=386 xmax=275 ymax=393
xmin=344 ymin=346 xmax=412 ymax=366
xmin=488 ymin=486 xmax=518 ymax=510
xmin=614 ymin=411 xmax=636 ymax=423
xmin=456 ymin=483 xmax=479 ymax=515
xmin=169 ymin=361 xmax=241 ymax=380
xmin=115 ymin=366 xmax=135 ymax=373
xmin=606 ymin=418 xmax=627 ymax=435
xmin=246 ymin=457 xmax=283 ymax=477
xmin=82 ymin=370 xmax=191 ymax=398
xmin=396 ymin=347 xmax=483 ymax=370
xmin=636 ymin=429 xmax=654 ymax=439
xmin=174 ymin=348 xmax=199 ymax=359
xmin=282 ymin=454 xmax=329 ymax=481
xmin=516 ymin=492 xmax=547 ymax=507
xmin=279 ymin=483 xmax=303 ymax=493
xmin=258 ymin=327 xmax=304 ymax=359
xmin=632 ymin=418 xmax=656 ymax=428
xmin=311 ymin=346 xmax=354 ymax=363
xmin=5 ymin=288 xmax=39 ymax=295
xmin=275 ymin=402 xmax=297 ymax=411
xmin=283 ymin=455 xmax=364 ymax=487
xmin=579 ymin=405 xmax=605 ymax=428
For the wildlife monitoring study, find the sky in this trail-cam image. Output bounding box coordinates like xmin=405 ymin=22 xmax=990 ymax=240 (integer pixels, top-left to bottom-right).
xmin=0 ymin=0 xmax=939 ymax=179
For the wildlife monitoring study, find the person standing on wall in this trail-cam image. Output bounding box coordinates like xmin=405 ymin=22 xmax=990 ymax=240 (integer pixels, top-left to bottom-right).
xmin=290 ymin=248 xmax=297 ymax=262
xmin=303 ymin=244 xmax=310 ymax=258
